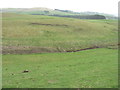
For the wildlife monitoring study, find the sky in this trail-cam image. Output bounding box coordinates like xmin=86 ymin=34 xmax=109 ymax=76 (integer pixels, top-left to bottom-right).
xmin=0 ymin=0 xmax=119 ymax=16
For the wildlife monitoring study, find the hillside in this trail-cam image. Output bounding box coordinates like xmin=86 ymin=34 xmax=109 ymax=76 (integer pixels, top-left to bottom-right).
xmin=2 ymin=13 xmax=118 ymax=54
xmin=1 ymin=8 xmax=117 ymax=19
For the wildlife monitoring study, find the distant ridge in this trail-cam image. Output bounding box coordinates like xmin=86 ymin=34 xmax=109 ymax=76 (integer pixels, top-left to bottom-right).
xmin=1 ymin=8 xmax=117 ymax=19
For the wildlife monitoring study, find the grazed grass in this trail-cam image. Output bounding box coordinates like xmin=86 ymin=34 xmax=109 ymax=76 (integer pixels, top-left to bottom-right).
xmin=3 ymin=48 xmax=118 ymax=88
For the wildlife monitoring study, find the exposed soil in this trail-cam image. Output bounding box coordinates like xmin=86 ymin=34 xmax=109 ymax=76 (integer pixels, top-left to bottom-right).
xmin=2 ymin=46 xmax=58 ymax=54
xmin=66 ymin=46 xmax=100 ymax=52
xmin=2 ymin=44 xmax=119 ymax=54
xmin=30 ymin=23 xmax=68 ymax=27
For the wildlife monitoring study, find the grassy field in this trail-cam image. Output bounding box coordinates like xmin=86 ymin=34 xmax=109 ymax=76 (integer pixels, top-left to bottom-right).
xmin=2 ymin=13 xmax=118 ymax=88
xmin=3 ymin=48 xmax=118 ymax=88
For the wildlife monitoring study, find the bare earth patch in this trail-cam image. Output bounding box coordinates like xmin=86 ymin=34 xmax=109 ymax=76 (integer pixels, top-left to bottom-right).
xmin=2 ymin=44 xmax=119 ymax=54
xmin=30 ymin=23 xmax=68 ymax=27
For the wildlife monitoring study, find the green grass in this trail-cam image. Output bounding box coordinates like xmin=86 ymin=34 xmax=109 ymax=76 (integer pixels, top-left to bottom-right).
xmin=3 ymin=48 xmax=118 ymax=88
xmin=2 ymin=13 xmax=118 ymax=88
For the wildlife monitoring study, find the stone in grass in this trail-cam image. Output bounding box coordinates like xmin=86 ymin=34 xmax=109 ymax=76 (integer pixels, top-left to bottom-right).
xmin=22 ymin=70 xmax=29 ymax=73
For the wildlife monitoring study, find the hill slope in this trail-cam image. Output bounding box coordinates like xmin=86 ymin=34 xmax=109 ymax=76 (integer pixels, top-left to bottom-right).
xmin=2 ymin=13 xmax=118 ymax=54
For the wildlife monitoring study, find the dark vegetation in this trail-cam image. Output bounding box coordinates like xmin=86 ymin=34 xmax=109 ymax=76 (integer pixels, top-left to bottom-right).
xmin=32 ymin=14 xmax=106 ymax=19
xmin=49 ymin=14 xmax=106 ymax=19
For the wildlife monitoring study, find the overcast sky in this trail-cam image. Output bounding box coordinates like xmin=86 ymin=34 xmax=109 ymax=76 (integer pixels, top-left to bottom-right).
xmin=0 ymin=0 xmax=119 ymax=16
